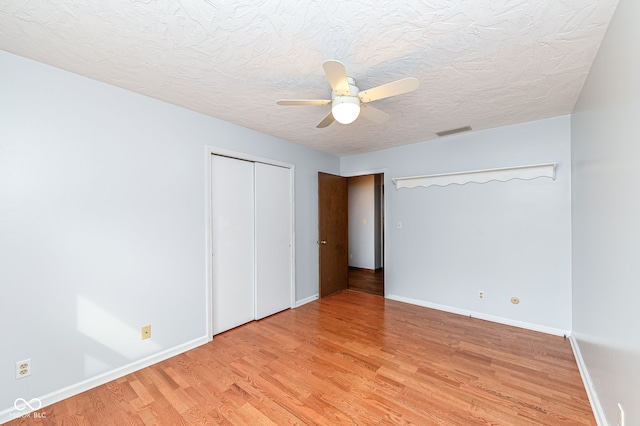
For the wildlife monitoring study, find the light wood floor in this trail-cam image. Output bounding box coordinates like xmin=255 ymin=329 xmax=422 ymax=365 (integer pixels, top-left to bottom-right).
xmin=9 ymin=291 xmax=594 ymax=425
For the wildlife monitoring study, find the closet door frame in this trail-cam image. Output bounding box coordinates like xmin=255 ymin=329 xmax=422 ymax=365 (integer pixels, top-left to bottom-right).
xmin=204 ymin=146 xmax=295 ymax=340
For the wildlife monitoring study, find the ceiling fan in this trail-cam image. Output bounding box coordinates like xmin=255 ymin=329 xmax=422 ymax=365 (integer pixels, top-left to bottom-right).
xmin=277 ymin=60 xmax=419 ymax=128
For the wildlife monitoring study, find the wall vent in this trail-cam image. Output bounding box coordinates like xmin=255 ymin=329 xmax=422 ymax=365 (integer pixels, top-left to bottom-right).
xmin=436 ymin=125 xmax=472 ymax=137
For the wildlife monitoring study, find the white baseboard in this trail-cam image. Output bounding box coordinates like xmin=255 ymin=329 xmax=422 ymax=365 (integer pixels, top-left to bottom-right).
xmin=386 ymin=294 xmax=571 ymax=337
xmin=0 ymin=336 xmax=209 ymax=424
xmin=569 ymin=336 xmax=606 ymax=426
xmin=295 ymin=294 xmax=318 ymax=308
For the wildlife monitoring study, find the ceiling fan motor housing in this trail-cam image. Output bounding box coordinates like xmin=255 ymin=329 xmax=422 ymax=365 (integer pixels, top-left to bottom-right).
xmin=331 ymin=77 xmax=360 ymax=124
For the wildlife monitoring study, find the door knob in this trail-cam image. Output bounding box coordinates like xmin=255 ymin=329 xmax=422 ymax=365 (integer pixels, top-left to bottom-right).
xmin=319 ymin=240 xmax=327 ymax=245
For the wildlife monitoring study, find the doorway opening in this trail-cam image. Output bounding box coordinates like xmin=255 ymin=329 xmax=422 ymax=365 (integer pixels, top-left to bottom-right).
xmin=347 ymin=174 xmax=384 ymax=296
xmin=317 ymin=172 xmax=385 ymax=299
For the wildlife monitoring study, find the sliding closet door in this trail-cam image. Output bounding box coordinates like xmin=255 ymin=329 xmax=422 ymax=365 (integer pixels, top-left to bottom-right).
xmin=211 ymin=155 xmax=255 ymax=335
xmin=255 ymin=163 xmax=292 ymax=319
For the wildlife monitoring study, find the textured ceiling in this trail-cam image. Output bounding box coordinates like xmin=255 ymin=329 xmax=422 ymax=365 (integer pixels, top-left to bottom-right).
xmin=0 ymin=0 xmax=619 ymax=156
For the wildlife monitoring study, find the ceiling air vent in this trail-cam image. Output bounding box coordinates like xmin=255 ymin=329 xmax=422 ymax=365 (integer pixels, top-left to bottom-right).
xmin=436 ymin=125 xmax=472 ymax=137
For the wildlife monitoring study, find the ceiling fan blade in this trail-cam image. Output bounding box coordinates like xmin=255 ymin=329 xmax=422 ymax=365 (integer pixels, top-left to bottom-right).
xmin=359 ymin=104 xmax=390 ymax=123
xmin=316 ymin=111 xmax=335 ymax=128
xmin=277 ymin=99 xmax=331 ymax=106
xmin=358 ymin=77 xmax=419 ymax=103
xmin=322 ymin=60 xmax=351 ymax=96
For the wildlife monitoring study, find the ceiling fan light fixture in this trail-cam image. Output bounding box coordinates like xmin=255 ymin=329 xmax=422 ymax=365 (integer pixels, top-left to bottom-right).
xmin=332 ymin=96 xmax=360 ymax=124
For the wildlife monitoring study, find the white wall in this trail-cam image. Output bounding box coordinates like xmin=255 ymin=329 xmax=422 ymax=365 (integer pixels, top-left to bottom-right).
xmin=341 ymin=116 xmax=572 ymax=333
xmin=348 ymin=175 xmax=376 ymax=269
xmin=571 ymin=0 xmax=640 ymax=423
xmin=0 ymin=50 xmax=338 ymax=421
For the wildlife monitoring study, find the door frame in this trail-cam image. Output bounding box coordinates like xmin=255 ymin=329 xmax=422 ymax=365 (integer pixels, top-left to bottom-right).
xmin=205 ymin=146 xmax=296 ymax=340
xmin=341 ymin=168 xmax=388 ymax=297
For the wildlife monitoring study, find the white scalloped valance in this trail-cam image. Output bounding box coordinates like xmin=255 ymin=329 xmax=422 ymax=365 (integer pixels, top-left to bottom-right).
xmin=392 ymin=163 xmax=557 ymax=190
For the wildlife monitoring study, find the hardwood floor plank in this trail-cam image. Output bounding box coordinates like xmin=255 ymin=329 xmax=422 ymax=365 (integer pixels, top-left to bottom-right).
xmin=7 ymin=291 xmax=595 ymax=425
xmin=348 ymin=267 xmax=384 ymax=296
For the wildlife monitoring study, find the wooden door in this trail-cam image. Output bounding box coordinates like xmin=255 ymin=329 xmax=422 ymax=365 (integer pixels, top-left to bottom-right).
xmin=255 ymin=162 xmax=292 ymax=319
xmin=318 ymin=172 xmax=348 ymax=298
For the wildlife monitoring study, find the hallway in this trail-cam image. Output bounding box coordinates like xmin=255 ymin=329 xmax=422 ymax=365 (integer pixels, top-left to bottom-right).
xmin=347 ymin=267 xmax=383 ymax=296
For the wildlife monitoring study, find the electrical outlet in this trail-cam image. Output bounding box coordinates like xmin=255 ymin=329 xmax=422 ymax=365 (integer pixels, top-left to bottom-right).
xmin=618 ymin=403 xmax=625 ymax=426
xmin=16 ymin=359 xmax=31 ymax=379
xmin=478 ymin=291 xmax=485 ymax=300
xmin=141 ymin=325 xmax=151 ymax=340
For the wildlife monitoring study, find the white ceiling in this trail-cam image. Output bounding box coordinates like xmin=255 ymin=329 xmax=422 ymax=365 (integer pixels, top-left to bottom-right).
xmin=0 ymin=1 xmax=619 ymax=156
